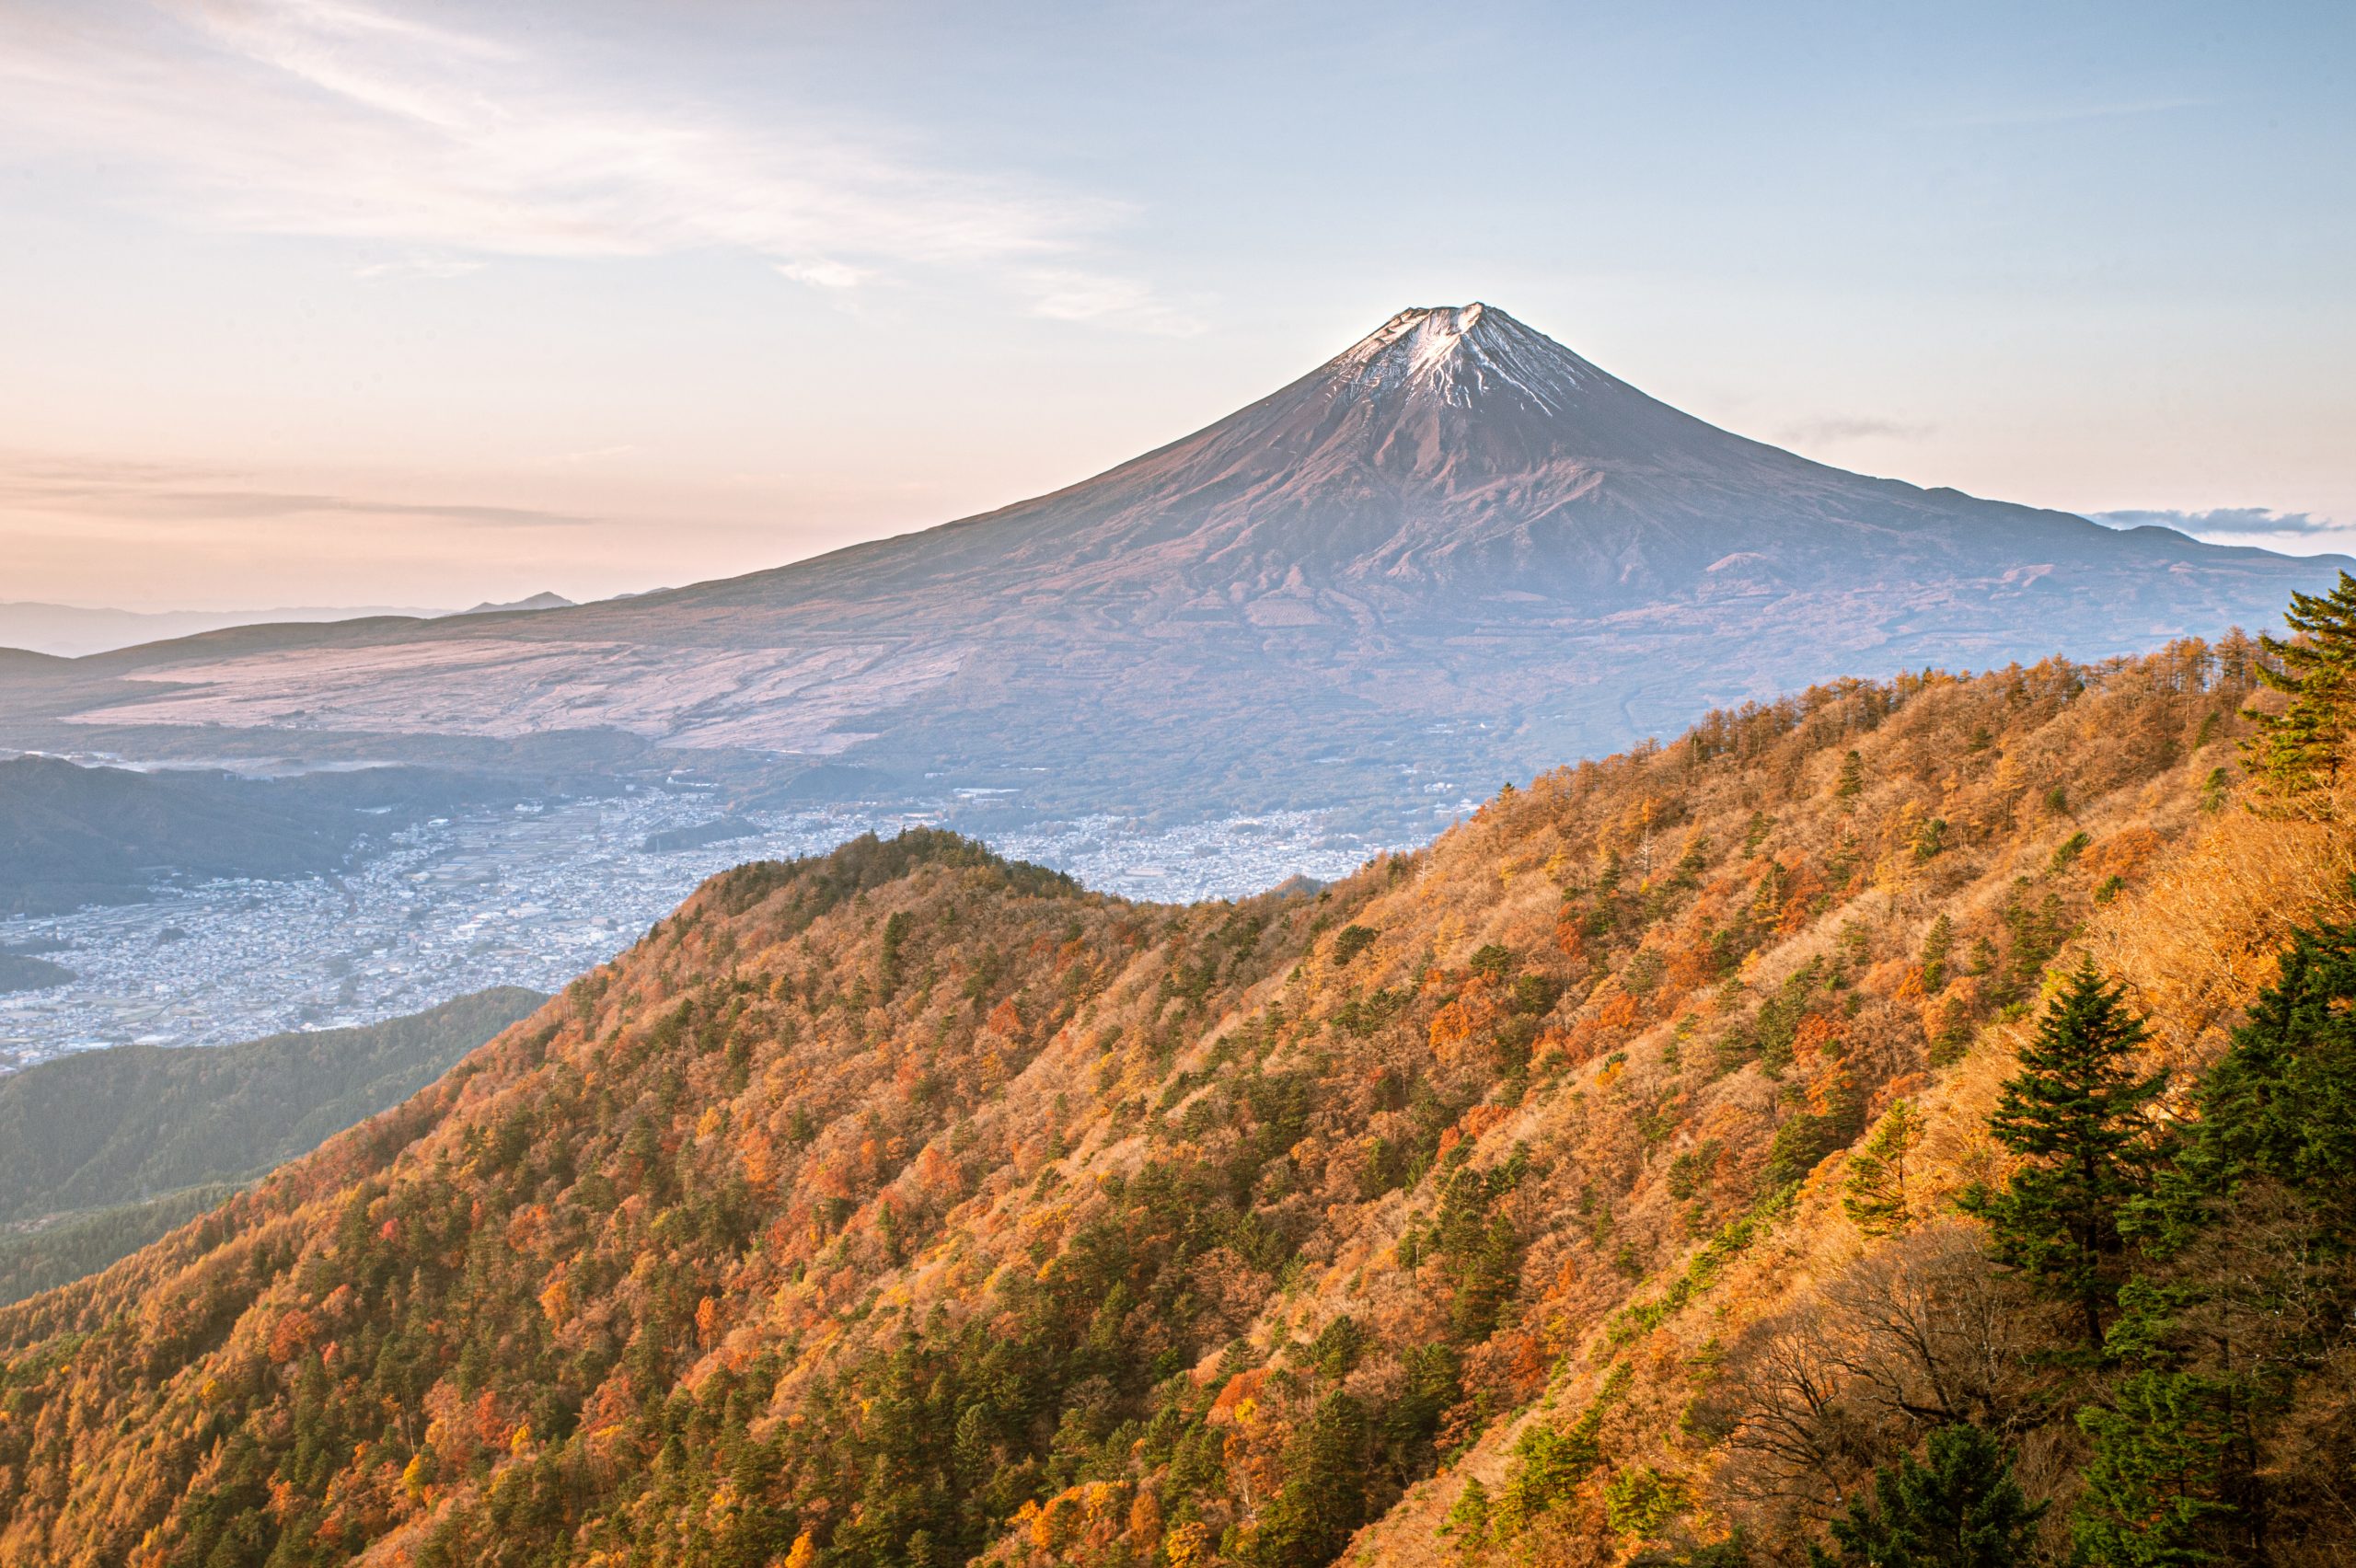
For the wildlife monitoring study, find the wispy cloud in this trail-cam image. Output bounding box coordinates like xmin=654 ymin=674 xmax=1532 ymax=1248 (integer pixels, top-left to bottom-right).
xmin=0 ymin=0 xmax=1190 ymax=329
xmin=774 ymin=259 xmax=865 ymax=291
xmin=0 ymin=453 xmax=592 ymax=528
xmin=2090 ymin=506 xmax=2341 ymax=538
xmin=1775 ymin=414 xmax=1934 ymax=448
xmin=1025 ymin=269 xmax=1206 ymax=337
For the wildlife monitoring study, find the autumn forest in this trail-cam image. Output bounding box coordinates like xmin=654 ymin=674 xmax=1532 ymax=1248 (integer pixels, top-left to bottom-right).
xmin=12 ymin=585 xmax=2356 ymax=1568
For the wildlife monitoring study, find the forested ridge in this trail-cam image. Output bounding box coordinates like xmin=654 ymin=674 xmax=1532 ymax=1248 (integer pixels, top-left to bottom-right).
xmin=7 ymin=594 xmax=2356 ymax=1566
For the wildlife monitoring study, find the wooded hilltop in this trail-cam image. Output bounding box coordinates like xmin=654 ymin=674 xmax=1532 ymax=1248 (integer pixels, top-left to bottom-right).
xmin=9 ymin=583 xmax=2356 ymax=1568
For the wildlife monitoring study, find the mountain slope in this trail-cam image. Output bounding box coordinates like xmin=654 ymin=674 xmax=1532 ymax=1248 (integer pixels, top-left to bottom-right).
xmin=0 ymin=756 xmax=373 ymax=915
xmin=0 ymin=987 xmax=549 ymax=1226
xmin=0 ymin=307 xmax=2337 ymax=834
xmin=12 ymin=632 xmax=2353 ymax=1566
xmin=0 ymin=988 xmax=547 ymax=1308
xmin=0 ymin=1185 xmax=244 ymax=1312
xmin=673 ymin=303 xmax=2213 ymax=616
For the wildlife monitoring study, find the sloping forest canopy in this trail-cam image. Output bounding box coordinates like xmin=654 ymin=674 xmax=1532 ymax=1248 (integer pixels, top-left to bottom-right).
xmin=8 ymin=583 xmax=2356 ymax=1567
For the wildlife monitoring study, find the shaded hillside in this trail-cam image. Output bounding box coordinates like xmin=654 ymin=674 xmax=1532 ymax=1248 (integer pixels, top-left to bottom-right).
xmin=0 ymin=988 xmax=549 ymax=1225
xmin=0 ymin=757 xmax=546 ymax=915
xmin=0 ymin=1186 xmax=242 ymax=1312
xmin=0 ymin=989 xmax=547 ymax=1308
xmin=0 ymin=951 xmax=75 ymax=994
xmin=0 ymin=604 xmax=447 ymax=661
xmin=15 ymin=628 xmax=2356 ymax=1565
xmin=0 ymin=307 xmax=2339 ymax=836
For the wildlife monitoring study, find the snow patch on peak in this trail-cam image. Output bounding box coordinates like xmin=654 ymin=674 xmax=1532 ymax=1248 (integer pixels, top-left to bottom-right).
xmin=1324 ymin=302 xmax=1598 ymax=415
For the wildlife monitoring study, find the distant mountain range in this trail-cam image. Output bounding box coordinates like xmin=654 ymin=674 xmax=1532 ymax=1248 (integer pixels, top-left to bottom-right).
xmin=452 ymin=591 xmax=575 ymax=617
xmin=0 ymin=593 xmax=589 ymax=659
xmin=0 ymin=600 xmax=451 ymax=659
xmin=0 ymin=304 xmax=2340 ymax=833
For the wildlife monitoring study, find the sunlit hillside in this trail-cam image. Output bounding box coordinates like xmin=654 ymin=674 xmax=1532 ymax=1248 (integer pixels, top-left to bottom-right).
xmin=7 ymin=626 xmax=2356 ymax=1568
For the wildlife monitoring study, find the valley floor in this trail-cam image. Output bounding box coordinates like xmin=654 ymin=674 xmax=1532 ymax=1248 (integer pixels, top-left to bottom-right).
xmin=0 ymin=793 xmax=1384 ymax=1069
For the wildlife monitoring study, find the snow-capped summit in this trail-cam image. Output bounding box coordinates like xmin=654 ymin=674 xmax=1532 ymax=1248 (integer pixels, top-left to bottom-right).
xmin=1324 ymin=303 xmax=1597 ymax=413
xmin=39 ymin=303 xmax=2345 ymax=842
xmin=573 ymin=298 xmax=2339 ymax=656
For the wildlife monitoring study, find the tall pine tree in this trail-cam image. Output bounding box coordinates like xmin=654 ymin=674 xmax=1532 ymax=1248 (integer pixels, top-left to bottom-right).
xmin=2245 ymin=569 xmax=2356 ymax=801
xmin=1963 ymin=961 xmax=2166 ymax=1350
xmin=2162 ymin=917 xmax=2356 ymax=1217
xmin=2075 ymin=918 xmax=2356 ymax=1565
xmin=1249 ymin=1389 xmax=1370 ymax=1567
xmin=1836 ymin=750 xmax=1865 ymax=804
xmin=2073 ymin=1355 xmax=2243 ymax=1568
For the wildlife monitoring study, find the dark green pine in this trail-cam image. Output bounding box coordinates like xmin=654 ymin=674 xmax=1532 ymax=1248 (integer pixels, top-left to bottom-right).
xmin=1811 ymin=1422 xmax=2047 ymax=1567
xmin=1963 ymin=960 xmax=2167 ymax=1350
xmin=2245 ymin=569 xmax=2356 ymax=798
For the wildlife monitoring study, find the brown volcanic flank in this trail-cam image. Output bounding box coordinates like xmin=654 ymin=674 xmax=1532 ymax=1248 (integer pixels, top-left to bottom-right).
xmin=6 ymin=306 xmax=2341 ymax=825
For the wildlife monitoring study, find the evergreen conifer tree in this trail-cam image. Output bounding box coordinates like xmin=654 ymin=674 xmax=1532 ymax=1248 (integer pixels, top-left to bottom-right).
xmin=2163 ymin=917 xmax=2356 ymax=1217
xmin=1251 ymin=1389 xmax=1369 ymax=1567
xmin=2074 ymin=919 xmax=2356 ymax=1565
xmin=2245 ymin=569 xmax=2356 ymax=800
xmin=1920 ymin=917 xmax=1955 ymax=993
xmin=1962 ymin=961 xmax=2165 ymax=1349
xmin=1809 ymin=1422 xmax=2045 ymax=1567
xmin=1844 ymin=1101 xmax=1923 ymax=1238
xmin=1836 ymin=750 xmax=1865 ymax=804
xmin=1441 ymin=1477 xmax=1491 ymax=1550
xmin=2073 ymin=1359 xmax=2239 ymax=1567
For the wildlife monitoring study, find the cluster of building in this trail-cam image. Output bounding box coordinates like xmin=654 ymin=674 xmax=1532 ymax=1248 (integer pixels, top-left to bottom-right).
xmin=0 ymin=790 xmax=1385 ymax=1071
xmin=995 ymin=810 xmax=1383 ymax=899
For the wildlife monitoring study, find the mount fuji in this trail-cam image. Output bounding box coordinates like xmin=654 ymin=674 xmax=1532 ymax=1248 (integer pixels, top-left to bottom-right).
xmin=1 ymin=305 xmax=2339 ymax=832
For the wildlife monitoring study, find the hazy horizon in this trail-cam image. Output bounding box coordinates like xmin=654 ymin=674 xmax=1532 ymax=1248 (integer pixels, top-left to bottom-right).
xmin=4 ymin=0 xmax=2350 ymax=610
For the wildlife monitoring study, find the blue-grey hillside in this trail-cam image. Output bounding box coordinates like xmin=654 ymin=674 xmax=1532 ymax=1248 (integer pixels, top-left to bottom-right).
xmin=0 ymin=755 xmax=546 ymax=915
xmin=0 ymin=987 xmax=545 ymax=1305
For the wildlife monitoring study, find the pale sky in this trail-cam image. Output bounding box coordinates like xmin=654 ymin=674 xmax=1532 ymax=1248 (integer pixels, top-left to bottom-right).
xmin=1 ymin=0 xmax=2350 ymax=610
